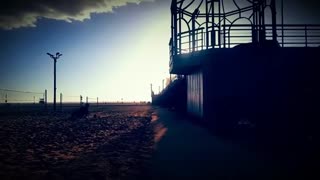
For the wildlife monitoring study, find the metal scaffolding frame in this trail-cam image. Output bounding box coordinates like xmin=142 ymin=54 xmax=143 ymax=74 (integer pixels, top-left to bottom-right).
xmin=170 ymin=0 xmax=320 ymax=58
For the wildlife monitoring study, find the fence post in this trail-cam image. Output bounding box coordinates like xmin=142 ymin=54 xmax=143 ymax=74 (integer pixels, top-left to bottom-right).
xmin=97 ymin=97 xmax=99 ymax=107
xmin=44 ymin=90 xmax=47 ymax=110
xmin=60 ymin=93 xmax=63 ymax=111
xmin=80 ymin=95 xmax=83 ymax=106
xmin=162 ymin=79 xmax=164 ymax=91
xmin=86 ymin=96 xmax=88 ymax=104
xmin=5 ymin=93 xmax=7 ymax=104
xmin=33 ymin=96 xmax=35 ymax=104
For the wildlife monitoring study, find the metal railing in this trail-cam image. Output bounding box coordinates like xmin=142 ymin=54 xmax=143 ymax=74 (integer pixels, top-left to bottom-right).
xmin=170 ymin=24 xmax=320 ymax=58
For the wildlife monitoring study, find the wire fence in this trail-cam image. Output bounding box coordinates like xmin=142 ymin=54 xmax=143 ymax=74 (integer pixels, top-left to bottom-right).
xmin=0 ymin=88 xmax=98 ymax=105
xmin=0 ymin=88 xmax=45 ymax=104
xmin=0 ymin=88 xmax=149 ymax=113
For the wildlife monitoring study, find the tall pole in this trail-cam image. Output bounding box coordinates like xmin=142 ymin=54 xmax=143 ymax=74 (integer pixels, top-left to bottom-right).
xmin=47 ymin=52 xmax=62 ymax=111
xmin=54 ymin=58 xmax=57 ymax=111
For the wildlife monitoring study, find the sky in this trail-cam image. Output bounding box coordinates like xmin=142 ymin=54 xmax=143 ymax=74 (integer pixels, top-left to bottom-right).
xmin=0 ymin=0 xmax=319 ymax=103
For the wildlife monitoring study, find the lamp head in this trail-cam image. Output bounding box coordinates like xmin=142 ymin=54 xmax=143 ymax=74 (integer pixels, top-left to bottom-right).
xmin=47 ymin=53 xmax=54 ymax=59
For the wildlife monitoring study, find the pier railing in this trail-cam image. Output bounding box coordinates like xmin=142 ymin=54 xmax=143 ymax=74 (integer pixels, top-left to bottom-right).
xmin=170 ymin=24 xmax=320 ymax=57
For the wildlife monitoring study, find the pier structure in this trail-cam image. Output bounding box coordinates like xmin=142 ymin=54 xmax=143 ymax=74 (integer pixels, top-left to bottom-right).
xmin=155 ymin=0 xmax=320 ymax=135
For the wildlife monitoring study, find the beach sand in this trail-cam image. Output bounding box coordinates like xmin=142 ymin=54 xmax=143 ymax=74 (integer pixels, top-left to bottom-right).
xmin=0 ymin=105 xmax=154 ymax=180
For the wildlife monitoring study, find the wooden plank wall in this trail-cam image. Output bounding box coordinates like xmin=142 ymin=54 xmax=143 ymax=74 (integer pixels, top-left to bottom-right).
xmin=187 ymin=69 xmax=203 ymax=118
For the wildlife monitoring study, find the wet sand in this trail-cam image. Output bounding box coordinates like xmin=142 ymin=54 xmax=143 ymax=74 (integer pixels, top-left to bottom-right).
xmin=0 ymin=105 xmax=154 ymax=180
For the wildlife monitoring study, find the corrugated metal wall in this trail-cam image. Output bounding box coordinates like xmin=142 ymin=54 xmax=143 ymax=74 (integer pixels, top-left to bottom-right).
xmin=187 ymin=70 xmax=203 ymax=118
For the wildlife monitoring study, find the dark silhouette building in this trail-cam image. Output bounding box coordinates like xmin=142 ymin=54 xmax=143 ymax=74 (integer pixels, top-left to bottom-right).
xmin=156 ymin=0 xmax=320 ymax=137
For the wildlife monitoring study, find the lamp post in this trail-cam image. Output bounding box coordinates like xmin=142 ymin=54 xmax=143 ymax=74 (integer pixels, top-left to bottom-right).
xmin=47 ymin=52 xmax=62 ymax=111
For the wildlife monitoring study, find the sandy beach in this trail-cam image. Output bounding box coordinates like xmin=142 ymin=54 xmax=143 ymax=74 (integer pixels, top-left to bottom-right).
xmin=1 ymin=104 xmax=317 ymax=180
xmin=0 ymin=105 xmax=154 ymax=180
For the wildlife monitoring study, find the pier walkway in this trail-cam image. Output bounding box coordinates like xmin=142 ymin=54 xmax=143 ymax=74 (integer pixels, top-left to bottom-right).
xmin=149 ymin=107 xmax=316 ymax=180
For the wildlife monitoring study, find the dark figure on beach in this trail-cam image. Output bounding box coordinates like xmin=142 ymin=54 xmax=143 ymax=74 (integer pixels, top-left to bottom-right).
xmin=70 ymin=103 xmax=90 ymax=119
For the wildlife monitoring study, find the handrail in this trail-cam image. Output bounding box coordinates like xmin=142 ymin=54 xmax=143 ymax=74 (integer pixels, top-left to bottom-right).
xmin=170 ymin=24 xmax=320 ymax=58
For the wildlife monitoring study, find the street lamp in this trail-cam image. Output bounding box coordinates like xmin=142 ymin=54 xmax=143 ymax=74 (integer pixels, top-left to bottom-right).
xmin=47 ymin=52 xmax=62 ymax=111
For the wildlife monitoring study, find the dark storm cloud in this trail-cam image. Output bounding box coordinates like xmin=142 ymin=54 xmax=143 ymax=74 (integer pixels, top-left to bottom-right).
xmin=0 ymin=0 xmax=153 ymax=30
